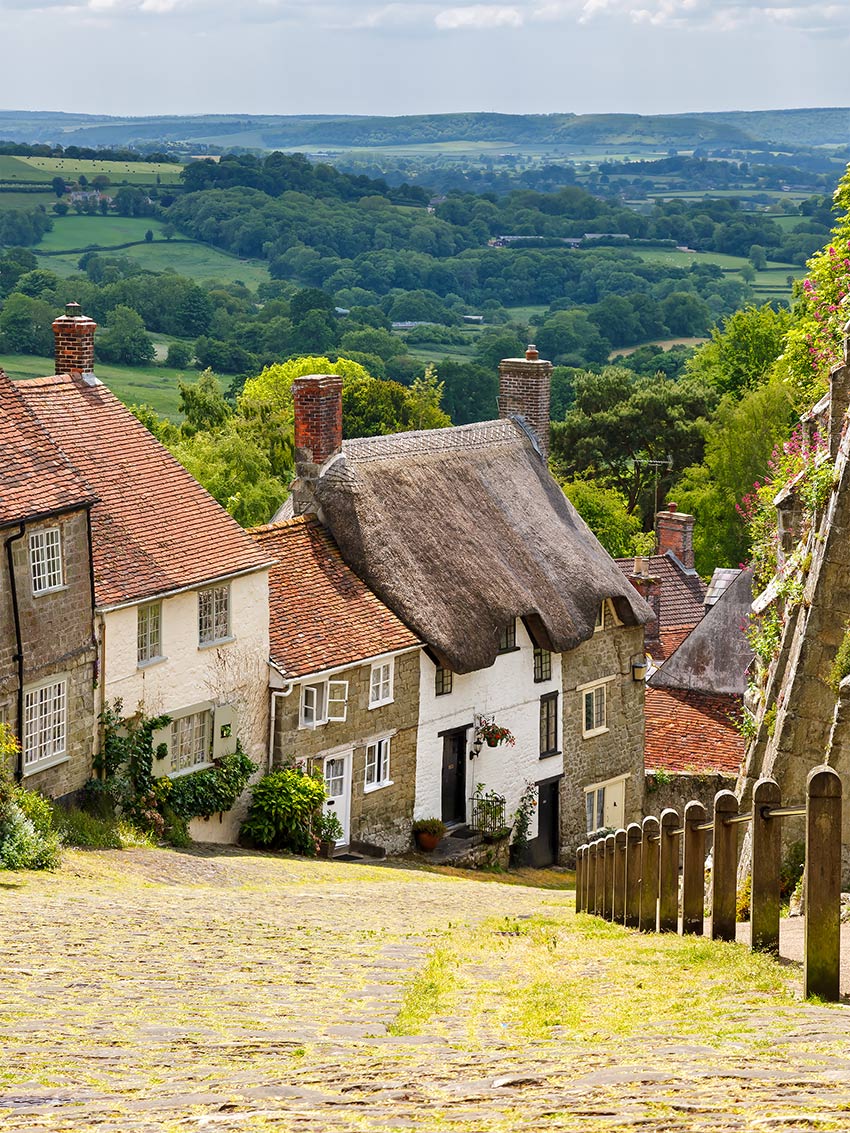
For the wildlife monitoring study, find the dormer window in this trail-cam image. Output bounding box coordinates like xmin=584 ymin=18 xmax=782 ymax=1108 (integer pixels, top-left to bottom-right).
xmin=498 ymin=621 xmax=517 ymax=653
xmin=594 ymin=603 xmax=605 ymax=632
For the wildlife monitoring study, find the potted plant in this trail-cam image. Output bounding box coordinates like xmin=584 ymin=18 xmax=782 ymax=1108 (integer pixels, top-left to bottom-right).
xmin=475 ymin=720 xmax=516 ymax=748
xmin=412 ymin=817 xmax=446 ymax=852
xmin=315 ymin=810 xmax=344 ymax=858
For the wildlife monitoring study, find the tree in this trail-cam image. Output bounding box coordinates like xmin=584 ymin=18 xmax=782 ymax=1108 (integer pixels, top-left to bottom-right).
xmin=166 ymin=341 xmax=192 ymax=368
xmin=178 ymin=369 xmax=231 ymax=434
xmin=748 ymin=244 xmax=768 ymax=271
xmin=550 ymin=366 xmax=719 ymax=519
xmin=674 ymin=379 xmax=795 ymax=573
xmin=51 ymin=176 xmax=66 ymax=198
xmin=52 ymin=201 xmax=69 ymax=217
xmin=97 ymin=305 xmax=156 ymax=366
xmin=685 ymin=303 xmax=793 ymax=399
xmin=406 ymin=364 xmax=451 ymax=431
xmin=144 ymin=229 xmax=154 ymax=243
xmin=559 ymin=479 xmax=646 ymax=558
xmin=0 ymin=292 xmax=55 ymax=355
xmin=289 ymin=287 xmax=336 ymax=323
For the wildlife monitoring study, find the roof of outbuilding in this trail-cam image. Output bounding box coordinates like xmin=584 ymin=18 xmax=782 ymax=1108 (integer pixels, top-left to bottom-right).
xmin=305 ymin=418 xmax=654 ymax=674
xmin=250 ymin=516 xmax=420 ymax=678
xmin=14 ymin=373 xmax=272 ymax=607
xmin=649 ymin=569 xmax=754 ymax=696
xmin=0 ymin=370 xmax=94 ymax=527
xmin=644 ymin=687 xmax=745 ymax=775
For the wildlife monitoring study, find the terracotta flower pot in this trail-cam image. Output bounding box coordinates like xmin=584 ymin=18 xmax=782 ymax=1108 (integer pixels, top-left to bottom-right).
xmin=415 ymin=831 xmax=441 ymax=852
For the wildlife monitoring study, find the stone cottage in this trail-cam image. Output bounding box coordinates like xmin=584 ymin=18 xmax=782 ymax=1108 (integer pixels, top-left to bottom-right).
xmin=0 ymin=370 xmax=97 ymax=798
xmin=14 ymin=306 xmax=274 ymax=840
xmin=250 ymin=515 xmax=421 ymax=854
xmin=285 ymin=351 xmax=653 ymax=865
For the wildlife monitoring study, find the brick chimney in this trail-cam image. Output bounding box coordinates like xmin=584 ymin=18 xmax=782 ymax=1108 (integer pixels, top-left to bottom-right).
xmin=498 ymin=344 xmax=553 ymax=458
xmin=293 ymin=374 xmax=343 ymax=466
xmin=655 ymin=502 xmax=695 ymax=569
xmin=628 ymin=557 xmax=661 ymax=652
xmin=52 ymin=302 xmax=97 ymax=376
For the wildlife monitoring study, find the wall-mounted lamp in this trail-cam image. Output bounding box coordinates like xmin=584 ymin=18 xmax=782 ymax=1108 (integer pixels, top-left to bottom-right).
xmin=631 ymin=656 xmax=648 ymax=682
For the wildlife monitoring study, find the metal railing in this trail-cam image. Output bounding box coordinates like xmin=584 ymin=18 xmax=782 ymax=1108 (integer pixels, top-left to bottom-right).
xmin=471 ymin=788 xmax=508 ymax=839
xmin=575 ymin=765 xmax=843 ymax=1002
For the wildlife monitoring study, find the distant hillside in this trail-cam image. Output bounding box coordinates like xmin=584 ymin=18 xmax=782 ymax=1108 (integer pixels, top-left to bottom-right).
xmin=5 ymin=108 xmax=849 ymax=152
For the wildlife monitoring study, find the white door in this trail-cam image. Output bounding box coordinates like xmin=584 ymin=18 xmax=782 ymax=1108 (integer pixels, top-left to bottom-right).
xmin=323 ymin=753 xmax=351 ymax=845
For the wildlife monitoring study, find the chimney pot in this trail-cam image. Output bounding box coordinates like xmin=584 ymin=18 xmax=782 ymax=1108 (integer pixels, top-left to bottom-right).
xmin=665 ymin=501 xmax=678 ymax=513
xmin=525 ymin=343 xmax=539 ymax=361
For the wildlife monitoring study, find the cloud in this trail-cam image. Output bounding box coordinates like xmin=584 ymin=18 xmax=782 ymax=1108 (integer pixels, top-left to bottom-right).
xmin=434 ymin=4 xmax=523 ymax=29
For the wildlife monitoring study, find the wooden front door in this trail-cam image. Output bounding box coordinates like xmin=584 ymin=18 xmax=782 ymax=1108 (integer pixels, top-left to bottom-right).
xmin=441 ymin=729 xmax=467 ymax=824
xmin=530 ymin=778 xmax=560 ymax=867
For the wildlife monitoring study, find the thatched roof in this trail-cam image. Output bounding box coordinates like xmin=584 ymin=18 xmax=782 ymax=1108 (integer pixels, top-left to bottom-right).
xmin=306 ymin=418 xmax=653 ymax=674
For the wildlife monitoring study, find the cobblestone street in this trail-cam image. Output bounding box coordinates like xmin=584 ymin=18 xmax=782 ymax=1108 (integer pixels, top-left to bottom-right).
xmin=1 ymin=848 xmax=849 ymax=1132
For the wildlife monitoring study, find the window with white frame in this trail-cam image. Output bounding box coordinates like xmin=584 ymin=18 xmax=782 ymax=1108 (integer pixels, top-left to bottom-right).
xmin=364 ymin=737 xmax=391 ymax=790
xmin=170 ymin=710 xmax=212 ymax=773
xmin=137 ymin=602 xmax=163 ymax=664
xmin=29 ymin=528 xmax=64 ymax=595
xmin=198 ymin=585 xmax=230 ymax=646
xmin=300 ymin=679 xmax=348 ymax=727
xmin=584 ymin=777 xmax=626 ymax=832
xmin=369 ymin=659 xmax=394 ymax=708
xmin=23 ymin=678 xmax=67 ymax=771
xmin=581 ymin=678 xmax=612 ymax=738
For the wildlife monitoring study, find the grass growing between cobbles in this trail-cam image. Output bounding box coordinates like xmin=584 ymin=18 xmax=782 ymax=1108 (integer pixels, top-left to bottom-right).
xmin=1 ymin=848 xmax=850 ymax=1132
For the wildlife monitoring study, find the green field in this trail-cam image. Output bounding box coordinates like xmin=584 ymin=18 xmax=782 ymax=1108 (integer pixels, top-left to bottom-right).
xmin=0 ymin=353 xmax=189 ymax=418
xmin=5 ymin=154 xmax=183 ymax=185
xmin=36 ymin=215 xmax=270 ymax=288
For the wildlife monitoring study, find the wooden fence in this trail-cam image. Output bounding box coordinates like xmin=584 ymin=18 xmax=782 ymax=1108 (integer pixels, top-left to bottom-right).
xmin=575 ymin=764 xmax=843 ymax=1002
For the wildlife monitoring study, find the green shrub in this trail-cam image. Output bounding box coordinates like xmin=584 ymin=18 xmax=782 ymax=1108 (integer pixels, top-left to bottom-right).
xmin=240 ymin=767 xmax=326 ymax=854
xmin=736 ymin=873 xmax=751 ymax=922
xmin=53 ymin=806 xmax=124 ymax=849
xmin=411 ymin=817 xmax=447 ymax=837
xmin=780 ymin=840 xmax=805 ymax=901
xmin=0 ymin=726 xmax=62 ymax=871
xmin=168 ymin=750 xmax=255 ymax=820
xmin=828 ymin=622 xmax=850 ymax=694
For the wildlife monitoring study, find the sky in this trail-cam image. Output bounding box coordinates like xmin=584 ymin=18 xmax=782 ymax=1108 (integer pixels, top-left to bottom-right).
xmin=1 ymin=0 xmax=849 ymax=118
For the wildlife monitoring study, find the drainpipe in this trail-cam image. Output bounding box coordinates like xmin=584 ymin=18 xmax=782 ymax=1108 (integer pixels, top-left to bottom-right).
xmin=4 ymin=524 xmax=26 ymax=781
xmin=268 ymin=678 xmax=294 ymax=773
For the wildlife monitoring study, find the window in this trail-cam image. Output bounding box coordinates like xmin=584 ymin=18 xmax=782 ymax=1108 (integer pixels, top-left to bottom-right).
xmin=594 ymin=602 xmax=605 ymax=632
xmin=539 ymin=692 xmax=559 ymax=757
xmin=23 ymin=679 xmax=67 ymax=771
xmin=435 ymin=666 xmax=453 ymax=696
xmin=583 ymin=684 xmax=608 ymax=737
xmin=365 ymin=738 xmax=391 ymax=790
xmin=29 ymin=528 xmax=63 ymax=595
xmin=300 ymin=679 xmax=348 ymax=727
xmin=170 ymin=710 xmax=212 ymax=773
xmin=585 ymin=777 xmax=626 ymax=832
xmin=369 ymin=660 xmax=394 ymax=708
xmin=198 ymin=585 xmax=230 ymax=646
xmin=533 ymin=647 xmax=552 ymax=682
xmin=137 ymin=602 xmax=163 ymax=664
xmin=498 ymin=621 xmax=517 ymax=652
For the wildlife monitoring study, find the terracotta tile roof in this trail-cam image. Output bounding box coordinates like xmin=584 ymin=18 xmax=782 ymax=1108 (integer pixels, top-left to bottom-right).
xmin=0 ymin=370 xmax=94 ymax=526
xmin=616 ymin=550 xmax=707 ymax=661
xmin=14 ymin=373 xmax=272 ymax=607
xmin=251 ymin=516 xmax=420 ymax=678
xmin=645 ymin=687 xmax=745 ymax=775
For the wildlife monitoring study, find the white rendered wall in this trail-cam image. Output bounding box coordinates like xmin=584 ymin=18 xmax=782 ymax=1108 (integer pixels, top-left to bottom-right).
xmin=101 ymin=570 xmax=270 ymax=843
xmin=415 ymin=620 xmax=563 ymax=838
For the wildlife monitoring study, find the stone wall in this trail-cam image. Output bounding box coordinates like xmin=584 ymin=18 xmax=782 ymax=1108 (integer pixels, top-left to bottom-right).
xmin=0 ymin=510 xmax=96 ymax=797
xmin=274 ymin=648 xmax=420 ymax=854
xmin=643 ymin=771 xmax=736 ymax=824
xmin=560 ymin=622 xmax=646 ymax=862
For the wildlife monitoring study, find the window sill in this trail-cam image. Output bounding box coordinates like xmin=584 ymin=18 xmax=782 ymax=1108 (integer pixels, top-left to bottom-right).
xmin=539 ymin=750 xmax=561 ymax=760
xmin=533 ymin=676 xmax=554 ymax=684
xmin=137 ymin=655 xmax=167 ymax=671
xmin=368 ymin=698 xmax=394 ymax=711
xmin=22 ymin=753 xmax=69 ymax=777
xmin=364 ymin=779 xmax=394 ymax=794
xmin=32 ymin=584 xmax=69 ymax=598
xmin=496 ymin=646 xmax=521 ymax=656
xmin=198 ymin=635 xmax=235 ymax=651
xmin=168 ymin=762 xmax=214 ymax=780
xmin=582 ymin=726 xmax=609 ymax=739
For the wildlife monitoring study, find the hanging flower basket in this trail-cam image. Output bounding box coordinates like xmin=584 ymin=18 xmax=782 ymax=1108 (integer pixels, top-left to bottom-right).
xmin=475 ymin=721 xmax=516 ymax=748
